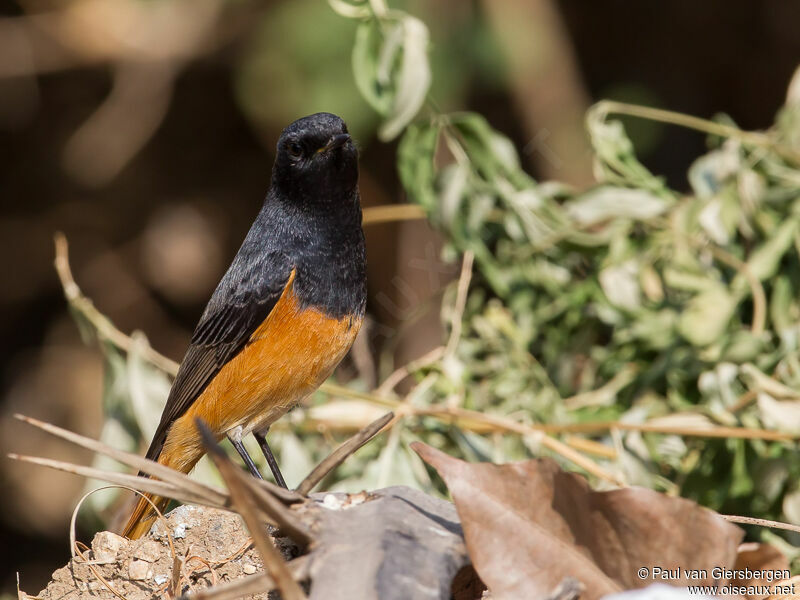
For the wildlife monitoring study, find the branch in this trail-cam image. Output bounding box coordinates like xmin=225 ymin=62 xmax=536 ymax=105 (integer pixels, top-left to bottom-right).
xmin=54 ymin=232 xmax=180 ymax=376
xmin=296 ymin=412 xmax=394 ymax=495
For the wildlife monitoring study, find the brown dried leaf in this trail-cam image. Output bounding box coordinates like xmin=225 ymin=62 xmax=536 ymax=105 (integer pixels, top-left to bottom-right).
xmin=733 ymin=543 xmax=791 ymax=600
xmin=412 ymin=443 xmax=744 ymax=600
xmin=767 ymin=576 xmax=800 ymax=600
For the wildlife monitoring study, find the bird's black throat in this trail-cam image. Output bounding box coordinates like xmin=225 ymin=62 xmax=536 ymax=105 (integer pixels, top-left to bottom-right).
xmin=274 ymin=188 xmax=367 ymax=320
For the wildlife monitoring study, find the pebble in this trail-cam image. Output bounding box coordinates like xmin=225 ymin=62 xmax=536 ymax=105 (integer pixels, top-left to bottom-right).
xmin=90 ymin=531 xmax=128 ymax=564
xmin=242 ymin=564 xmax=257 ymax=575
xmin=173 ymin=523 xmax=187 ymax=539
xmin=128 ymin=560 xmax=151 ymax=581
xmin=133 ymin=540 xmax=162 ymax=563
xmin=322 ymin=494 xmax=343 ymax=510
xmin=343 ymin=491 xmax=369 ymax=508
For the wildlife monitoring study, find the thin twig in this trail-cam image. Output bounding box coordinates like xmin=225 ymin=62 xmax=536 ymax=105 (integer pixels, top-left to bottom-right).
xmin=543 ymin=421 xmax=794 ymax=441
xmin=8 ymin=454 xmax=225 ymax=508
xmin=444 ymin=250 xmax=474 ymax=358
xmin=534 ymin=433 xmax=623 ymax=485
xmin=183 ymin=554 xmax=218 ymax=587
xmin=197 ymin=420 xmax=307 ymax=600
xmin=14 ymin=414 xmax=226 ymax=504
xmin=722 ymin=514 xmax=800 ymax=536
xmin=71 ymin=541 xmax=129 ymax=600
xmin=73 ymin=485 xmax=179 ymax=598
xmin=244 ymin=482 xmax=313 ymax=548
xmin=251 ymin=478 xmax=306 ymax=505
xmin=170 ymin=549 xmax=185 ymax=599
xmin=594 ymin=100 xmax=800 ymax=165
xmin=375 ymin=346 xmax=444 ymax=396
xmin=402 ymin=400 xmax=623 ymax=485
xmin=69 ymin=486 xmax=176 ymax=563
xmin=322 ymin=382 xmax=399 ymax=408
xmin=296 ymin=412 xmax=394 ymax=495
xmin=53 ymin=233 xmax=180 ymax=376
xmin=705 ymin=243 xmax=766 ymax=336
xmin=730 ymin=389 xmax=759 ymax=413
xmin=362 ymin=204 xmax=427 ymax=225
xmin=564 ymin=436 xmax=617 ymax=459
xmin=413 ymin=404 xmax=795 ymax=441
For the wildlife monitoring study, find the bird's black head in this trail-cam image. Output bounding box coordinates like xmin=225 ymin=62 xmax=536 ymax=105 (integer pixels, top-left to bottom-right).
xmin=271 ymin=112 xmax=358 ymax=204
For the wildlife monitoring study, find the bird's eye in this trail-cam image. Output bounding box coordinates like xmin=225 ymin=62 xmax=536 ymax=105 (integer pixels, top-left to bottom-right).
xmin=288 ymin=142 xmax=303 ymax=157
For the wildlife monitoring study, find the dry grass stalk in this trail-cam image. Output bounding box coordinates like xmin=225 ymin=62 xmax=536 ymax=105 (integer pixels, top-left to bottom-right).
xmin=196 ymin=420 xmax=308 ymax=600
xmin=296 ymin=411 xmax=394 ymax=495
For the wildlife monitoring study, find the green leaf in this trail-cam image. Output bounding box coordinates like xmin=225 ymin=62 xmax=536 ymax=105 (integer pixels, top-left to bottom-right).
xmin=378 ymin=15 xmax=431 ymax=140
xmin=397 ymin=121 xmax=440 ymax=210
xmin=352 ymin=20 xmax=394 ymax=115
xmin=565 ymin=186 xmax=671 ymax=226
xmin=586 ymin=107 xmax=667 ymax=193
xmin=770 ymin=275 xmax=793 ymax=332
xmin=688 ymin=143 xmax=741 ymax=198
xmin=720 ymin=330 xmax=764 ymax=364
xmin=744 ymin=216 xmax=799 ymax=282
xmin=599 ymin=260 xmax=641 ymax=311
xmin=328 ymin=0 xmax=371 ymax=19
xmin=677 ymin=285 xmax=737 ymax=347
xmin=757 ymin=393 xmax=800 ymax=434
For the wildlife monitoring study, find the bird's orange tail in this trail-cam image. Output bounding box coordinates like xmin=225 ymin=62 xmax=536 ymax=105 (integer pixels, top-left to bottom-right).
xmin=122 ymin=492 xmax=170 ymax=539
xmin=121 ymin=420 xmax=206 ymax=539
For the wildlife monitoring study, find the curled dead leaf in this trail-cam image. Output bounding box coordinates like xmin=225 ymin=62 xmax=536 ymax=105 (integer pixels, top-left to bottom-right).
xmin=412 ymin=442 xmax=744 ymax=600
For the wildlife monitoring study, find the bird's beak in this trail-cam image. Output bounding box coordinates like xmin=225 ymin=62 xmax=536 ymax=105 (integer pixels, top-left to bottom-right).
xmin=318 ymin=133 xmax=351 ymax=153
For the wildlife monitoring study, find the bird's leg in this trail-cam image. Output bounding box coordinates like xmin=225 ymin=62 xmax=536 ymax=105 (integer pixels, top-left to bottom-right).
xmin=227 ymin=426 xmax=263 ymax=480
xmin=253 ymin=426 xmax=288 ymax=489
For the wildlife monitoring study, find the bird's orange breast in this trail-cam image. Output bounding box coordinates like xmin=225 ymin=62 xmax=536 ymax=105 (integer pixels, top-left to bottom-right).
xmin=160 ymin=275 xmax=362 ymax=471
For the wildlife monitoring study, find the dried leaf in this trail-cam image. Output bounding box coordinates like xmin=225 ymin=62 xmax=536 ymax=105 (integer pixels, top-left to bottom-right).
xmin=732 ymin=543 xmax=790 ymax=600
xmin=412 ymin=443 xmax=743 ymax=600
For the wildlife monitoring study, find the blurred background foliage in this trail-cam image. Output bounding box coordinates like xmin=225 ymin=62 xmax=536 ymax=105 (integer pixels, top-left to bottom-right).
xmin=3 ymin=0 xmax=800 ymax=595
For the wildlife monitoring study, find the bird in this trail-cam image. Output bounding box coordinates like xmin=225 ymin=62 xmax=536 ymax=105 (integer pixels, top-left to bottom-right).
xmin=122 ymin=112 xmax=366 ymax=539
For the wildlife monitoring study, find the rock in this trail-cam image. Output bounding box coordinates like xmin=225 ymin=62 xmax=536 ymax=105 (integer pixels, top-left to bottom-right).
xmin=309 ymin=487 xmax=471 ymax=600
xmin=90 ymin=531 xmax=128 ymax=564
xmin=128 ymin=560 xmax=151 ymax=581
xmin=133 ymin=540 xmax=161 ymax=562
xmin=242 ymin=563 xmax=257 ymax=575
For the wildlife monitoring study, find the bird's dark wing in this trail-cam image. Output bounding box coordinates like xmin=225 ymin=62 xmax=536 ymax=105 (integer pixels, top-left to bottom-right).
xmin=145 ymin=249 xmax=293 ymax=461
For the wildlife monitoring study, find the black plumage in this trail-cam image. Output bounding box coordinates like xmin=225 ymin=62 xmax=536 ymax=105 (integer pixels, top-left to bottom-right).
xmin=144 ymin=112 xmax=366 ymax=462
